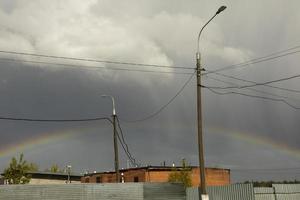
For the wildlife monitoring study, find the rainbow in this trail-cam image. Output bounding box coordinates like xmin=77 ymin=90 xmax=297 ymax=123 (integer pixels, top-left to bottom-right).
xmin=207 ymin=127 xmax=300 ymax=159
xmin=0 ymin=127 xmax=91 ymax=159
xmin=0 ymin=126 xmax=299 ymax=161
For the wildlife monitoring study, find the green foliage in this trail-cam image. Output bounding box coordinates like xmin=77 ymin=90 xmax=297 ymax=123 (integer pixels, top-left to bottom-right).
xmin=29 ymin=163 xmax=39 ymax=172
xmin=244 ymin=180 xmax=300 ymax=187
xmin=45 ymin=164 xmax=62 ymax=173
xmin=168 ymin=159 xmax=192 ymax=188
xmin=3 ymin=153 xmax=38 ymax=184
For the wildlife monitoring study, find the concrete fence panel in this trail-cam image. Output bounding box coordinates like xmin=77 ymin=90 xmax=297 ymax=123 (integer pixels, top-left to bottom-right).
xmin=0 ymin=183 xmax=185 ymax=200
xmin=187 ymin=184 xmax=255 ymax=200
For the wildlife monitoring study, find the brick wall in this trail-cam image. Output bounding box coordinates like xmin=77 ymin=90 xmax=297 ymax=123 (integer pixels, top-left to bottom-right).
xmin=191 ymin=168 xmax=230 ymax=186
xmin=147 ymin=171 xmax=170 ymax=183
xmin=123 ymin=169 xmax=146 ymax=183
xmin=146 ymin=168 xmax=230 ymax=186
xmin=82 ymin=167 xmax=230 ymax=187
xmin=82 ymin=173 xmax=117 ymax=183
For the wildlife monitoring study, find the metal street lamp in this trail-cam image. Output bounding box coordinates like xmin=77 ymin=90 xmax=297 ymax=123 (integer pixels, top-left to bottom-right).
xmin=196 ymin=6 xmax=226 ymax=200
xmin=101 ymin=94 xmax=120 ymax=183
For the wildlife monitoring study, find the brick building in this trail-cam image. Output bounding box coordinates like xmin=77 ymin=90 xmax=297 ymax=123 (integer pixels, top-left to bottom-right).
xmin=82 ymin=166 xmax=230 ymax=187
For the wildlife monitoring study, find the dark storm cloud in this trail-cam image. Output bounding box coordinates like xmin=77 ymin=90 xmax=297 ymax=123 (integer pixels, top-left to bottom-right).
xmin=0 ymin=0 xmax=300 ymax=182
xmin=0 ymin=60 xmax=197 ymax=171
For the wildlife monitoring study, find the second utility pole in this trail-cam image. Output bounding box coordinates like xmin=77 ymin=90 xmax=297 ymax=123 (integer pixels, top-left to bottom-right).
xmin=102 ymin=95 xmax=120 ymax=183
xmin=112 ymin=111 xmax=120 ymax=182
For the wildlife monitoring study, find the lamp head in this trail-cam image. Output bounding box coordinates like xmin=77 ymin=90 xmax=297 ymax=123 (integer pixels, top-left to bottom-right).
xmin=216 ymin=6 xmax=227 ymax=14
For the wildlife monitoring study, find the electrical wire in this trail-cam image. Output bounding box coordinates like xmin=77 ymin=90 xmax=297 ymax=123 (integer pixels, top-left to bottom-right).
xmin=0 ymin=50 xmax=193 ymax=70
xmin=115 ymin=130 xmax=137 ymax=167
xmin=0 ymin=57 xmax=194 ymax=75
xmin=231 ymin=167 xmax=300 ymax=171
xmin=116 ymin=116 xmax=137 ymax=163
xmin=203 ymin=46 xmax=300 ymax=75
xmin=202 ymin=85 xmax=300 ymax=110
xmin=121 ymin=70 xmax=196 ymax=123
xmin=204 ymin=75 xmax=300 ymax=102
xmin=1 ymin=45 xmax=300 ymax=73
xmin=233 ymin=171 xmax=300 ymax=175
xmin=115 ymin=115 xmax=139 ymax=167
xmin=203 ymin=74 xmax=300 ymax=90
xmin=0 ymin=114 xmax=139 ymax=166
xmin=0 ymin=116 xmax=111 ymax=122
xmin=213 ymin=72 xmax=300 ymax=93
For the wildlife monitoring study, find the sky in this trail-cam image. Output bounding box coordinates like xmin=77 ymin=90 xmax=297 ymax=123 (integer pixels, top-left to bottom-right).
xmin=0 ymin=0 xmax=300 ymax=182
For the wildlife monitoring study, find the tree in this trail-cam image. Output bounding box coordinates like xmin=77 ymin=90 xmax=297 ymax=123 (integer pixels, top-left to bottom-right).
xmin=45 ymin=164 xmax=62 ymax=173
xmin=244 ymin=180 xmax=300 ymax=187
xmin=168 ymin=159 xmax=192 ymax=188
xmin=3 ymin=153 xmax=38 ymax=184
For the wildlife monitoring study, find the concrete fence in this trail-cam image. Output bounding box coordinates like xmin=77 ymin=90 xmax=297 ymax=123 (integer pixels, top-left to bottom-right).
xmin=186 ymin=184 xmax=255 ymax=200
xmin=0 ymin=183 xmax=186 ymax=200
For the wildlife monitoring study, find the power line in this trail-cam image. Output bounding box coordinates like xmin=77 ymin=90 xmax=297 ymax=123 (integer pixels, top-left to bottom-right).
xmin=121 ymin=71 xmax=196 ymax=123
xmin=204 ymin=75 xmax=300 ymax=102
xmin=115 ymin=130 xmax=137 ymax=167
xmin=202 ymin=85 xmax=300 ymax=110
xmin=0 ymin=57 xmax=194 ymax=75
xmin=232 ymin=167 xmax=300 ymax=171
xmin=0 ymin=114 xmax=140 ymax=166
xmin=115 ymin=115 xmax=139 ymax=167
xmin=203 ymin=74 xmax=300 ymax=90
xmin=213 ymin=72 xmax=300 ymax=93
xmin=0 ymin=50 xmax=193 ymax=70
xmin=0 ymin=116 xmax=111 ymax=122
xmin=233 ymin=171 xmax=300 ymax=175
xmin=203 ymin=46 xmax=300 ymax=75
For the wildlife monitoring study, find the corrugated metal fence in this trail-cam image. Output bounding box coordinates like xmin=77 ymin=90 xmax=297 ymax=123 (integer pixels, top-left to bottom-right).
xmin=0 ymin=183 xmax=185 ymax=200
xmin=273 ymin=184 xmax=300 ymax=200
xmin=1 ymin=182 xmax=299 ymax=200
xmin=186 ymin=184 xmax=255 ymax=200
xmin=187 ymin=184 xmax=300 ymax=200
xmin=254 ymin=184 xmax=300 ymax=200
xmin=254 ymin=187 xmax=276 ymax=200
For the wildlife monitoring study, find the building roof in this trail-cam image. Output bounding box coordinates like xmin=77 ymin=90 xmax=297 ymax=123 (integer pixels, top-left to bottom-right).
xmin=1 ymin=171 xmax=82 ymax=181
xmin=28 ymin=171 xmax=82 ymax=177
xmin=84 ymin=165 xmax=230 ymax=176
xmin=28 ymin=171 xmax=82 ymax=181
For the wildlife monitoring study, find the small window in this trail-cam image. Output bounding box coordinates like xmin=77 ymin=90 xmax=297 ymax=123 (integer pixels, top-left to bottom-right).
xmin=96 ymin=176 xmax=102 ymax=183
xmin=85 ymin=178 xmax=90 ymax=183
xmin=134 ymin=176 xmax=139 ymax=182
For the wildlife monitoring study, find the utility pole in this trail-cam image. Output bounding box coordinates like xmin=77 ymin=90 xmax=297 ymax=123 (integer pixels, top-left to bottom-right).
xmin=196 ymin=52 xmax=207 ymax=197
xmin=196 ymin=6 xmax=227 ymax=200
xmin=102 ymin=95 xmax=120 ymax=183
xmin=112 ymin=112 xmax=120 ymax=182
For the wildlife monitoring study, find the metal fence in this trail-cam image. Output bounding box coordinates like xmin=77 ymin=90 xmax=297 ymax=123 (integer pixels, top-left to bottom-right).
xmin=1 ymin=182 xmax=299 ymax=200
xmin=254 ymin=184 xmax=300 ymax=200
xmin=254 ymin=187 xmax=276 ymax=200
xmin=187 ymin=184 xmax=300 ymax=200
xmin=0 ymin=183 xmax=185 ymax=200
xmin=273 ymin=184 xmax=300 ymax=200
xmin=186 ymin=184 xmax=255 ymax=200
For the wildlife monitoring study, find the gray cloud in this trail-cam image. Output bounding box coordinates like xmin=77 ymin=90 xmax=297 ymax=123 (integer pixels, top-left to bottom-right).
xmin=0 ymin=0 xmax=300 ymax=182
